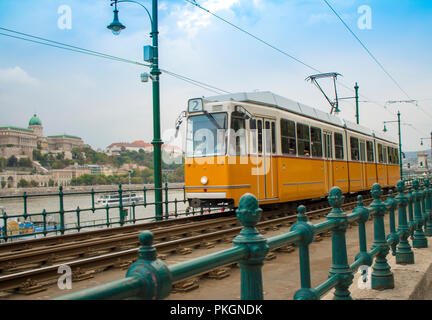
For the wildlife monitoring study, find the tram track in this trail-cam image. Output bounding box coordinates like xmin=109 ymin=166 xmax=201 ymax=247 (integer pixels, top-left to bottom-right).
xmin=0 ymin=195 xmax=373 ymax=295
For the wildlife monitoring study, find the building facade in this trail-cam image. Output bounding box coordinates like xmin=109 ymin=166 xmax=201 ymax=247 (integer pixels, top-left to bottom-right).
xmin=0 ymin=114 xmax=84 ymax=160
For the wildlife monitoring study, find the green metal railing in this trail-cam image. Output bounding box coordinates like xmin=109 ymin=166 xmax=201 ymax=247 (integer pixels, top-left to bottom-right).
xmin=0 ymin=183 xmax=229 ymax=242
xmin=58 ymin=178 xmax=432 ymax=300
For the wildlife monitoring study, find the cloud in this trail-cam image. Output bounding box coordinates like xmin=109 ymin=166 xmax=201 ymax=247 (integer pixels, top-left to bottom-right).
xmin=175 ymin=0 xmax=241 ymax=38
xmin=0 ymin=66 xmax=39 ymax=86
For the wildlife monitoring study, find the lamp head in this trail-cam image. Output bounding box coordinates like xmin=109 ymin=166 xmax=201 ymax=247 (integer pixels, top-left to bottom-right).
xmin=107 ymin=9 xmax=126 ymax=35
xmin=383 ymin=124 xmax=387 ymax=133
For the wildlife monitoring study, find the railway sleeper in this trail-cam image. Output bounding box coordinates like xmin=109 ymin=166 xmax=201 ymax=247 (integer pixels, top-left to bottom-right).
xmin=176 ymin=247 xmax=193 ymax=255
xmin=200 ymin=241 xmax=215 ymax=249
xmin=205 ymin=267 xmax=230 ymax=280
xmin=265 ymin=252 xmax=277 ymax=261
xmin=72 ymin=268 xmax=95 ymax=282
xmin=277 ymin=245 xmax=295 ymax=253
xmin=172 ymin=278 xmax=199 ymax=293
xmin=16 ymin=279 xmax=46 ymax=295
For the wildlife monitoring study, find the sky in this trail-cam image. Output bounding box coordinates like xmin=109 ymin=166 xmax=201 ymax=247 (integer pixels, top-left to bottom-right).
xmin=0 ymin=0 xmax=432 ymax=152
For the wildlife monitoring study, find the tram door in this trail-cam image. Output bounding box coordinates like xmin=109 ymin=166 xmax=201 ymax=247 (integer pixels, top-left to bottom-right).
xmin=255 ymin=118 xmax=278 ymax=201
xmin=359 ymin=140 xmax=367 ymax=189
xmin=323 ymin=132 xmax=333 ymax=194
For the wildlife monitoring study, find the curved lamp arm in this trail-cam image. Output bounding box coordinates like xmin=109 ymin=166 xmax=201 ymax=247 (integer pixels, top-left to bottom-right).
xmin=111 ymin=0 xmax=153 ymax=25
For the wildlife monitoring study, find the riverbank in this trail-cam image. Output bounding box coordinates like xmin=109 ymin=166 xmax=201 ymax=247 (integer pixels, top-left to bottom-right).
xmin=0 ymin=183 xmax=185 ymax=196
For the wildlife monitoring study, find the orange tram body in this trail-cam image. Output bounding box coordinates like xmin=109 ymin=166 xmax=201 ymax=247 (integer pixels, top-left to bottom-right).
xmin=183 ymin=92 xmax=400 ymax=209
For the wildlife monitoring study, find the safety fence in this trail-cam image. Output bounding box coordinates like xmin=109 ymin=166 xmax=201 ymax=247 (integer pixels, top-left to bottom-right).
xmin=58 ymin=178 xmax=432 ymax=300
xmin=0 ymin=183 xmax=229 ymax=242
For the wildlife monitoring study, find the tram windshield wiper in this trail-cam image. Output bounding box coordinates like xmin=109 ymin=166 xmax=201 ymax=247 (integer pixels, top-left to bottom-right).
xmin=203 ymin=111 xmax=222 ymax=130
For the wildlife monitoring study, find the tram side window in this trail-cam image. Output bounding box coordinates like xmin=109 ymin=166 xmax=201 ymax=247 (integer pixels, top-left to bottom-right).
xmin=311 ymin=127 xmax=323 ymax=158
xmin=297 ymin=123 xmax=310 ymax=157
xmin=280 ymin=119 xmax=296 ymax=155
xmin=388 ymin=148 xmax=394 ymax=164
xmin=334 ymin=133 xmax=344 ymax=160
xmin=378 ymin=144 xmax=384 ymax=163
xmin=231 ymin=115 xmax=246 ymax=156
xmin=383 ymin=146 xmax=388 ymax=164
xmin=350 ymin=137 xmax=360 ymax=161
xmin=395 ymin=148 xmax=399 ymax=164
xmin=257 ymin=120 xmax=263 ymax=153
xmin=271 ymin=122 xmax=276 ymax=154
xmin=367 ymin=141 xmax=374 ymax=162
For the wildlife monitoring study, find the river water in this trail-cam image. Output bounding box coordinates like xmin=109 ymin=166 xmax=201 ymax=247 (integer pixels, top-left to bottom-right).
xmin=0 ymin=189 xmax=191 ymax=233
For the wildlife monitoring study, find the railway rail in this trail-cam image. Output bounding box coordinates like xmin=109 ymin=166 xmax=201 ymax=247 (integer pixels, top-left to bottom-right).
xmin=0 ymin=194 xmax=373 ymax=295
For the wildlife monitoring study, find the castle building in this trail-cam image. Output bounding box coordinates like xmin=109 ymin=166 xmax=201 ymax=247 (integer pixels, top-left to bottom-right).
xmin=0 ymin=114 xmax=84 ymax=160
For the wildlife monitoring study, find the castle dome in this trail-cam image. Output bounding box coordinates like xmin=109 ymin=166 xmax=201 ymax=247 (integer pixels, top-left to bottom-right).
xmin=29 ymin=114 xmax=42 ymax=126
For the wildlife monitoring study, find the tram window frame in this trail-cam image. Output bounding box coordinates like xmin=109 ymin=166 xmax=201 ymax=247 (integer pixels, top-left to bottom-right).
xmin=366 ymin=141 xmax=374 ymax=162
xmin=388 ymin=147 xmax=394 ymax=164
xmin=311 ymin=126 xmax=323 ymax=158
xmin=249 ymin=119 xmax=257 ymax=154
xmin=350 ymin=136 xmax=360 ymax=161
xmin=395 ymin=148 xmax=399 ymax=165
xmin=297 ymin=123 xmax=311 ymax=157
xmin=334 ymin=133 xmax=344 ymax=160
xmin=230 ymin=113 xmax=247 ymax=156
xmin=280 ymin=118 xmax=297 ymax=156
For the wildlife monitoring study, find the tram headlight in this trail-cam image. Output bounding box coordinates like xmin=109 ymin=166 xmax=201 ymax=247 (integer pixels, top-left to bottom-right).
xmin=201 ymin=176 xmax=208 ymax=185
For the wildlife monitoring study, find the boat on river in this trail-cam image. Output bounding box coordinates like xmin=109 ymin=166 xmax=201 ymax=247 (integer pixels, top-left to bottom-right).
xmin=96 ymin=192 xmax=144 ymax=207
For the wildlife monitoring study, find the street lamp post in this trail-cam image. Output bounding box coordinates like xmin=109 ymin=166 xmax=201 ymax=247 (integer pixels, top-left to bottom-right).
xmin=420 ymin=132 xmax=432 ymax=171
xmin=107 ymin=0 xmax=163 ymax=221
xmin=383 ymin=111 xmax=403 ymax=178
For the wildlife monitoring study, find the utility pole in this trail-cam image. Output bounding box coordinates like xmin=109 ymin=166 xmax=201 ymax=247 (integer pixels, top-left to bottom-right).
xmin=355 ymin=83 xmax=359 ymax=125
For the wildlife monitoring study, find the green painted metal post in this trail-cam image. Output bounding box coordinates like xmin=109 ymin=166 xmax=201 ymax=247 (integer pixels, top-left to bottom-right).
xmin=91 ymin=188 xmax=95 ymax=213
xmin=369 ymin=184 xmax=394 ymax=290
xmin=150 ymin=0 xmax=163 ymax=222
xmin=292 ymin=205 xmax=318 ymax=300
xmin=395 ymin=181 xmax=414 ymax=264
xmin=412 ymin=180 xmax=428 ymax=248
xmin=406 ymin=187 xmax=415 ymax=239
xmin=355 ymin=82 xmax=359 ymax=125
xmin=42 ymin=209 xmax=47 ymax=237
xmin=2 ymin=211 xmax=7 ymax=241
xmin=397 ymin=111 xmax=403 ymax=178
xmin=164 ymin=182 xmax=169 ymax=220
xmin=76 ymin=207 xmax=81 ymax=232
xmin=125 ymin=231 xmax=172 ymax=299
xmin=424 ymin=179 xmax=432 ymax=236
xmin=353 ymin=196 xmax=372 ymax=266
xmin=385 ymin=190 xmax=399 ymax=256
xmin=326 ymin=187 xmax=353 ymax=300
xmin=23 ymin=191 xmax=28 ymax=220
xmin=105 ymin=204 xmax=110 ymax=228
xmin=233 ymin=193 xmax=269 ymax=300
xmin=59 ymin=186 xmax=65 ymax=235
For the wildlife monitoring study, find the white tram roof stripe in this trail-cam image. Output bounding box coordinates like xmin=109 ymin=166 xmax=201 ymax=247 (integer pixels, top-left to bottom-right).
xmin=204 ymin=91 xmax=398 ymax=145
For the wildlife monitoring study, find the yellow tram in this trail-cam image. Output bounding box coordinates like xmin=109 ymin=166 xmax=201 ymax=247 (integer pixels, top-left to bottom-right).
xmin=183 ymin=92 xmax=400 ymax=208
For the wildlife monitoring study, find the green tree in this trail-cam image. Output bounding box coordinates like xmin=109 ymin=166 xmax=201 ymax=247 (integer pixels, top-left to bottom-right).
xmin=17 ymin=179 xmax=29 ymax=188
xmin=18 ymin=157 xmax=32 ymax=168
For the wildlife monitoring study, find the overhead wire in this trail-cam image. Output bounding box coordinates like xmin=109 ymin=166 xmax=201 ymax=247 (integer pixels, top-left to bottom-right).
xmin=0 ymin=27 xmax=230 ymax=95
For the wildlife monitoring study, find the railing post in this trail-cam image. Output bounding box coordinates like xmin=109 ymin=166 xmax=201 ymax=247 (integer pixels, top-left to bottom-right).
xmin=292 ymin=205 xmax=318 ymax=300
xmin=369 ymin=183 xmax=394 ymax=290
xmin=76 ymin=206 xmax=81 ymax=233
xmin=125 ymin=231 xmax=172 ymax=299
xmin=2 ymin=211 xmax=8 ymax=241
xmin=233 ymin=193 xmax=269 ymax=300
xmin=23 ymin=191 xmax=28 ymax=221
xmin=407 ymin=187 xmax=415 ymax=239
xmin=412 ymin=180 xmax=428 ymax=248
xmin=353 ymin=195 xmax=372 ymax=266
xmin=385 ymin=190 xmax=399 ymax=256
xmin=326 ymin=187 xmax=353 ymax=300
xmin=59 ymin=186 xmax=65 ymax=235
xmin=424 ymin=179 xmax=432 ymax=237
xmin=395 ymin=181 xmax=415 ymax=264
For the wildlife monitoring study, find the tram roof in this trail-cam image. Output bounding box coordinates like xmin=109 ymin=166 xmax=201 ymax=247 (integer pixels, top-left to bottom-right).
xmin=204 ymin=91 xmax=398 ymax=145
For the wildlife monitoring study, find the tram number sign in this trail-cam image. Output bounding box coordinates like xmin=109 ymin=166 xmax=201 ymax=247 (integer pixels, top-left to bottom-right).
xmin=188 ymin=98 xmax=204 ymax=113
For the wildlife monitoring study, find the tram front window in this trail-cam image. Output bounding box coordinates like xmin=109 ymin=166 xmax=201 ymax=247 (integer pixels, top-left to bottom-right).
xmin=186 ymin=113 xmax=227 ymax=157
